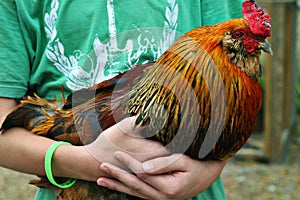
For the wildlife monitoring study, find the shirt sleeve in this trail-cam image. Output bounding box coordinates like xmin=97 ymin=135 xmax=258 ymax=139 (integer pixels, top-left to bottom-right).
xmin=0 ymin=0 xmax=30 ymax=98
xmin=189 ymin=177 xmax=227 ymax=200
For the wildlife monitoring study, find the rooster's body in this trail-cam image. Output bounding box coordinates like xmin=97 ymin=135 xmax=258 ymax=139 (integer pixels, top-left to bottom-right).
xmin=1 ymin=1 xmax=272 ymax=199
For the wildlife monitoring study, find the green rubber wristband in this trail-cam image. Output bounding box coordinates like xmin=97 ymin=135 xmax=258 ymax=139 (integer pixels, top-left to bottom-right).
xmin=44 ymin=141 xmax=77 ymax=189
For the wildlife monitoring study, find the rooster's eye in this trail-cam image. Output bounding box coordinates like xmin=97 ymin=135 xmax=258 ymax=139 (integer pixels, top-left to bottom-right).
xmin=232 ymin=29 xmax=246 ymax=39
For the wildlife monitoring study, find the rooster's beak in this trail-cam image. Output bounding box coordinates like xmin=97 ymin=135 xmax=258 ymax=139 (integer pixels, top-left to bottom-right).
xmin=259 ymin=40 xmax=273 ymax=56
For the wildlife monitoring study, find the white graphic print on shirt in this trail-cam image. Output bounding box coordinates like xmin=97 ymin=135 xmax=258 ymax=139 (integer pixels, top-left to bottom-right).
xmin=45 ymin=0 xmax=179 ymax=91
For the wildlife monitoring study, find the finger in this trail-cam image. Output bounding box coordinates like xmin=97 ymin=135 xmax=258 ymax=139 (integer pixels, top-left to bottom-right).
xmin=142 ymin=153 xmax=186 ymax=174
xmin=129 ymin=145 xmax=170 ymax=164
xmin=97 ymin=177 xmax=148 ymax=199
xmin=113 ymin=118 xmax=171 ymax=160
xmin=115 ymin=151 xmax=191 ymax=197
xmin=114 ymin=151 xmax=147 ymax=174
xmin=99 ymin=162 xmax=162 ymax=199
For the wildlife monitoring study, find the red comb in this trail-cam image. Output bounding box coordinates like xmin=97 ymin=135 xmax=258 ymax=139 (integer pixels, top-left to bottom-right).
xmin=242 ymin=0 xmax=272 ymax=39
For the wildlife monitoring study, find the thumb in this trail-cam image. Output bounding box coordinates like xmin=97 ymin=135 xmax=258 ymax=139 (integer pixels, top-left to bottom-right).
xmin=142 ymin=153 xmax=184 ymax=174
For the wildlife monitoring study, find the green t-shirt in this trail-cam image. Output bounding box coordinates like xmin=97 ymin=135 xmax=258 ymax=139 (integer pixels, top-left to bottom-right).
xmin=0 ymin=0 xmax=243 ymax=199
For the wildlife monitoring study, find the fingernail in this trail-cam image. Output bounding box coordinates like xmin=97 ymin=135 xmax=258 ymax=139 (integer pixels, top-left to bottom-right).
xmin=100 ymin=163 xmax=109 ymax=172
xmin=142 ymin=162 xmax=153 ymax=172
xmin=97 ymin=178 xmax=107 ymax=187
xmin=114 ymin=151 xmax=123 ymax=161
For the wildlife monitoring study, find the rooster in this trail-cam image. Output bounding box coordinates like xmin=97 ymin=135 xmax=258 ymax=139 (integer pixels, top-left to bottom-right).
xmin=1 ymin=0 xmax=272 ymax=199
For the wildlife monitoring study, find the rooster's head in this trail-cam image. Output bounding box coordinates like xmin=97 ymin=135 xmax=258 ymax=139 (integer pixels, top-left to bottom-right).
xmin=229 ymin=0 xmax=273 ymax=55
